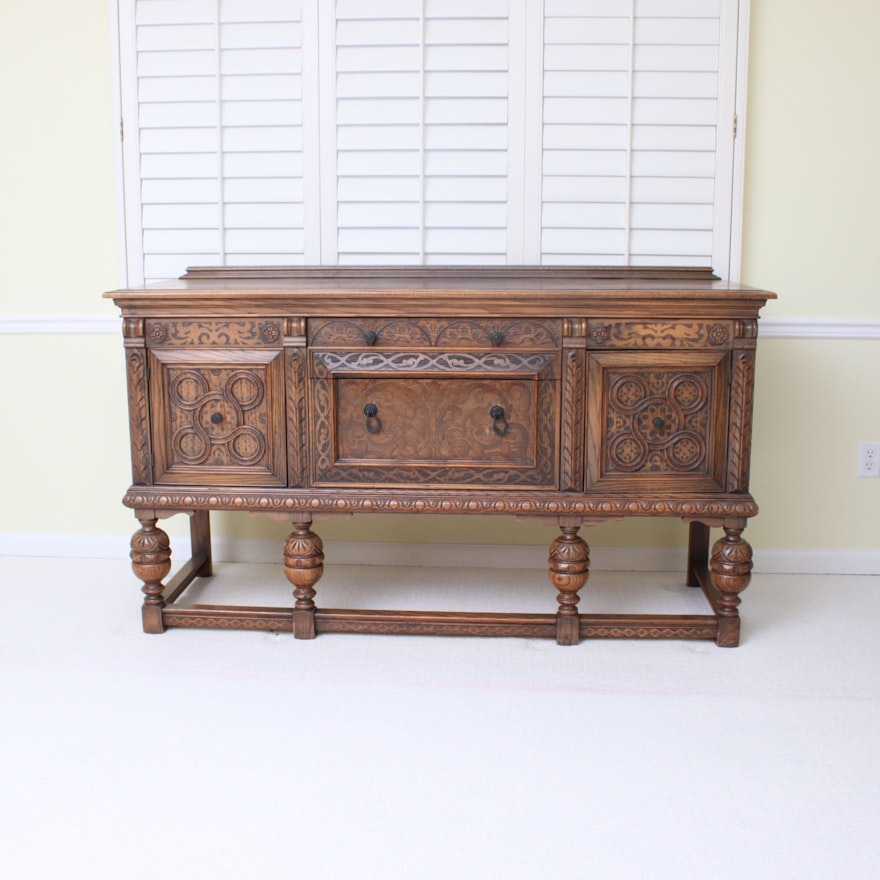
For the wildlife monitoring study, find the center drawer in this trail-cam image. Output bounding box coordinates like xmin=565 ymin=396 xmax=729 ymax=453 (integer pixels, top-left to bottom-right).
xmin=308 ymin=348 xmax=559 ymax=488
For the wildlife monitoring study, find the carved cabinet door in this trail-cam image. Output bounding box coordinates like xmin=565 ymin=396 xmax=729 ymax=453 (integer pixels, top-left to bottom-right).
xmin=148 ymin=348 xmax=287 ymax=486
xmin=586 ymin=350 xmax=731 ymax=493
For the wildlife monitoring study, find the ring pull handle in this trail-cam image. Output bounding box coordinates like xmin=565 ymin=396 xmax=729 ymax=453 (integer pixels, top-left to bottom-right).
xmin=363 ymin=402 xmax=382 ymax=434
xmin=363 ymin=329 xmax=379 ymax=346
xmin=489 ymin=405 xmax=508 ymax=436
xmin=489 ymin=330 xmax=505 ymax=347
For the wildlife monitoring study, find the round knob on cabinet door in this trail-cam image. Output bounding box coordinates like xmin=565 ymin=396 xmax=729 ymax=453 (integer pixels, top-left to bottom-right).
xmin=210 ymin=412 xmax=224 ymax=424
xmin=652 ymin=417 xmax=666 ymax=430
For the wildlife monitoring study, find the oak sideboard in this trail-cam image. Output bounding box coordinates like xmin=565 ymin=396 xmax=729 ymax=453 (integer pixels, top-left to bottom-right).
xmin=106 ymin=266 xmax=775 ymax=647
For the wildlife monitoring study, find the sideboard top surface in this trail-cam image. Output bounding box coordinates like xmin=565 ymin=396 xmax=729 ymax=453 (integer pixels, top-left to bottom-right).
xmin=106 ymin=266 xmax=775 ymax=318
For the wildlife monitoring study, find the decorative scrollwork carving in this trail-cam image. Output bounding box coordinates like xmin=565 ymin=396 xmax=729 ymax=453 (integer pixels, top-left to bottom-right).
xmin=146 ymin=320 xmax=284 ymax=347
xmin=315 ymin=349 xmax=556 ymax=375
xmin=309 ymin=318 xmax=560 ymax=348
xmin=588 ymin=321 xmax=734 ymax=349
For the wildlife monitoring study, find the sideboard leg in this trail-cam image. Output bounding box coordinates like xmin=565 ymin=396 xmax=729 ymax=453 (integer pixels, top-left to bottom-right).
xmin=687 ymin=521 xmax=711 ymax=587
xmin=130 ymin=516 xmax=172 ymax=634
xmin=549 ymin=524 xmax=590 ymax=646
xmin=710 ymin=525 xmax=753 ymax=647
xmin=190 ymin=510 xmax=213 ymax=578
xmin=283 ymin=518 xmax=324 ymax=640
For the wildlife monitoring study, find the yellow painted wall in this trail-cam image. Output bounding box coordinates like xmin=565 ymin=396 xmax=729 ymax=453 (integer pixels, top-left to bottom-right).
xmin=1 ymin=1 xmax=877 ymax=555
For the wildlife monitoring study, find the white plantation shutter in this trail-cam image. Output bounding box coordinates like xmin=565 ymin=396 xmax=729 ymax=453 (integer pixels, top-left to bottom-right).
xmin=116 ymin=0 xmax=746 ymax=282
xmin=542 ymin=0 xmax=729 ymax=268
xmin=333 ymin=0 xmax=511 ymax=265
xmin=123 ymin=0 xmax=306 ymax=282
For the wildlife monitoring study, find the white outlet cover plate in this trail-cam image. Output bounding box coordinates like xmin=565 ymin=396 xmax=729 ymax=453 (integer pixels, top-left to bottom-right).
xmin=858 ymin=441 xmax=880 ymax=477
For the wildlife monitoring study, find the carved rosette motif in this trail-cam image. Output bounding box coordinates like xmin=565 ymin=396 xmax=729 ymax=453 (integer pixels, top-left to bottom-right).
xmin=309 ymin=318 xmax=560 ymax=348
xmin=604 ymin=369 xmax=713 ymax=475
xmin=146 ymin=320 xmax=285 ymax=347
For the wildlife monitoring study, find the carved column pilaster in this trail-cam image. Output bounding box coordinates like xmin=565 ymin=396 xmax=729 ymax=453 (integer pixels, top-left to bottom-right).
xmin=561 ymin=318 xmax=587 ymax=492
xmin=548 ymin=523 xmax=590 ymax=646
xmin=283 ymin=518 xmax=324 ymax=639
xmin=710 ymin=525 xmax=753 ymax=647
xmin=727 ymin=320 xmax=759 ymax=492
xmin=130 ymin=516 xmax=171 ymax=634
xmin=123 ymin=318 xmax=153 ymax=484
xmin=284 ymin=317 xmax=308 ymax=488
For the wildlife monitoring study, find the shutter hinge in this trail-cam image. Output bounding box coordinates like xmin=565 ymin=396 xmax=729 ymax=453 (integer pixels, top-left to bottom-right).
xmin=733 ymin=114 xmax=738 ymax=139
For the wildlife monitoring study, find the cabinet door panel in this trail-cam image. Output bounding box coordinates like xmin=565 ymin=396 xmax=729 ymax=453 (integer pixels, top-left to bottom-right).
xmin=586 ymin=350 xmax=730 ymax=493
xmin=149 ymin=348 xmax=287 ymax=486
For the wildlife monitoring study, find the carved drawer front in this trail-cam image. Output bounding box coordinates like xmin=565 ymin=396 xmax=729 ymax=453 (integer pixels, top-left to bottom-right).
xmin=310 ymin=350 xmax=559 ymax=488
xmin=309 ymin=318 xmax=560 ymax=349
xmin=145 ymin=319 xmax=285 ymax=348
xmin=587 ymin=320 xmax=734 ymax=350
xmin=149 ymin=348 xmax=287 ymax=486
xmin=586 ymin=350 xmax=730 ymax=493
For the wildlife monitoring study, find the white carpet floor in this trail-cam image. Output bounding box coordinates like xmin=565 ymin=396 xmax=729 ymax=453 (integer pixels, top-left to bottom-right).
xmin=2 ymin=555 xmax=879 ymax=880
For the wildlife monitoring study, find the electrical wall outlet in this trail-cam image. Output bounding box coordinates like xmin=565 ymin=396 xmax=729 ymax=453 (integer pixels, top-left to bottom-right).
xmin=858 ymin=441 xmax=880 ymax=478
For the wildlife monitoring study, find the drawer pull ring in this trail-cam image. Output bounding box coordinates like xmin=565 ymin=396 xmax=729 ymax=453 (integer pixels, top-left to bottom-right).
xmin=489 ymin=330 xmax=505 ymax=347
xmin=210 ymin=412 xmax=224 ymax=424
xmin=363 ymin=403 xmax=382 ymax=434
xmin=490 ymin=405 xmax=509 ymax=436
xmin=363 ymin=330 xmax=378 ymax=346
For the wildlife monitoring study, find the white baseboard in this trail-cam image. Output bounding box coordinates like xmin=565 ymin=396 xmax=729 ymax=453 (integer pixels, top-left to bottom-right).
xmin=1 ymin=532 xmax=877 ymax=575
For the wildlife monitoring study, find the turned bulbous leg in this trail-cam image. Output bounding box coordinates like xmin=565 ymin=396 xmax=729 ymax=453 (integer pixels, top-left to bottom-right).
xmin=130 ymin=517 xmax=172 ymax=634
xmin=548 ymin=525 xmax=590 ymax=646
xmin=710 ymin=526 xmax=753 ymax=647
xmin=283 ymin=519 xmax=324 ymax=639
